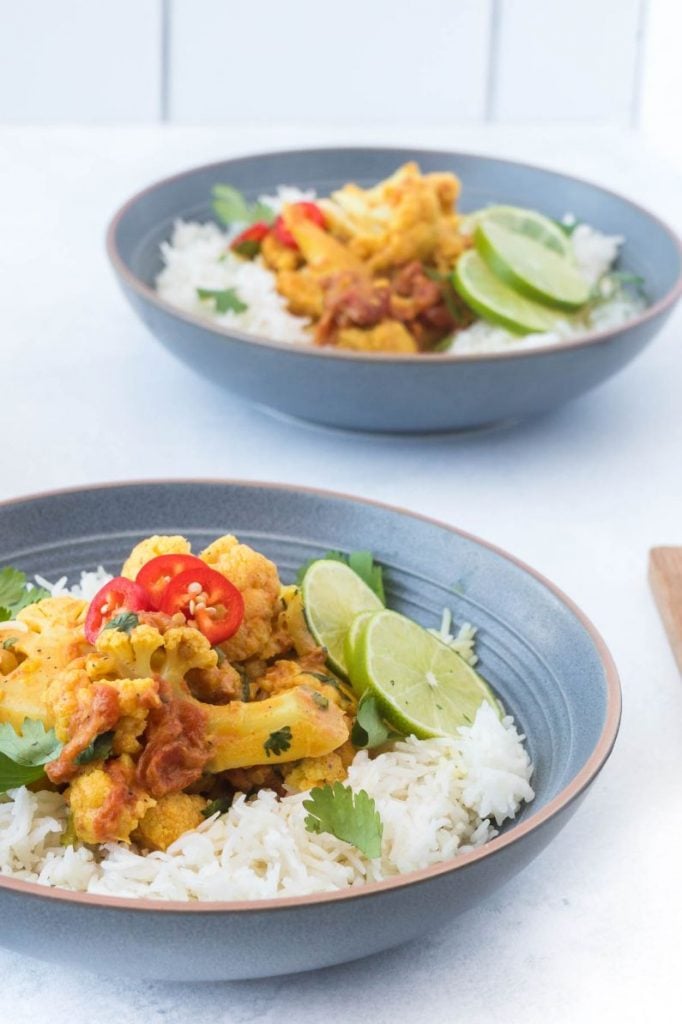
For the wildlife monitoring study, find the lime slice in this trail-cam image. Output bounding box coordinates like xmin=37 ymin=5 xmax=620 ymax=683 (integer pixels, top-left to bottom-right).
xmin=343 ymin=610 xmax=378 ymax=678
xmin=301 ymin=560 xmax=383 ymax=678
xmin=476 ymin=206 xmax=572 ymax=258
xmin=351 ymin=609 xmax=500 ymax=738
xmin=453 ymin=250 xmax=561 ymax=334
xmin=475 ymin=221 xmax=589 ymax=311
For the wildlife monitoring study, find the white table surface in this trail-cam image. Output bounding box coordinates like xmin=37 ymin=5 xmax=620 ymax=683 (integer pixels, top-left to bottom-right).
xmin=0 ymin=124 xmax=681 ymax=1023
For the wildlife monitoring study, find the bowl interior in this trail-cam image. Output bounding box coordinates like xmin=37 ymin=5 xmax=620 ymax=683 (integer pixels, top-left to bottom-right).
xmin=0 ymin=481 xmax=617 ymax=832
xmin=114 ymin=147 xmax=681 ymax=313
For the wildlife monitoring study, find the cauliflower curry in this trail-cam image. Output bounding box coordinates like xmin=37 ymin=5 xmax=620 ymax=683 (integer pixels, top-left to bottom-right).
xmin=230 ymin=162 xmax=474 ymax=353
xmin=0 ymin=536 xmax=356 ymax=851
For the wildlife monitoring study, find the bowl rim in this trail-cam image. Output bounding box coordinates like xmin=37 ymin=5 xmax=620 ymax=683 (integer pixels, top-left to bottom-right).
xmin=106 ymin=144 xmax=682 ymax=366
xmin=0 ymin=478 xmax=622 ymax=914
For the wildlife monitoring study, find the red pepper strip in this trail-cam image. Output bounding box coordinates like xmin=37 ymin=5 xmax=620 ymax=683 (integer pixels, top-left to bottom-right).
xmin=85 ymin=577 xmax=152 ymax=645
xmin=230 ymin=221 xmax=271 ymax=258
xmin=136 ymin=553 xmax=208 ymax=610
xmin=158 ymin=566 xmax=244 ymax=645
xmin=273 ymin=202 xmax=326 ymax=249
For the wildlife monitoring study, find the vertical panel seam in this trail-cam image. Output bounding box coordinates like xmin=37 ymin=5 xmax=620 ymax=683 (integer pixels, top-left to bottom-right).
xmin=630 ymin=0 xmax=649 ymax=128
xmin=160 ymin=0 xmax=171 ymax=122
xmin=485 ymin=0 xmax=502 ymax=121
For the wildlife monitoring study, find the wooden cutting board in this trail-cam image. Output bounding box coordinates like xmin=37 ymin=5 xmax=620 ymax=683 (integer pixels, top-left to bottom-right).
xmin=649 ymin=547 xmax=682 ymax=673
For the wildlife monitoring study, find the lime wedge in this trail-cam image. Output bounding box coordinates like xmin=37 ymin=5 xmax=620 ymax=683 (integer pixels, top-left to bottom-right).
xmin=351 ymin=609 xmax=501 ymax=738
xmin=343 ymin=610 xmax=378 ymax=678
xmin=475 ymin=221 xmax=589 ymax=311
xmin=453 ymin=250 xmax=561 ymax=334
xmin=301 ymin=560 xmax=383 ymax=678
xmin=476 ymin=206 xmax=572 ymax=258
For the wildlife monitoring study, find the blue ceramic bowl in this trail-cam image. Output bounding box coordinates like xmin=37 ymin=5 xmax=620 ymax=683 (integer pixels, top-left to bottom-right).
xmin=107 ymin=147 xmax=681 ymax=433
xmin=0 ymin=481 xmax=620 ymax=980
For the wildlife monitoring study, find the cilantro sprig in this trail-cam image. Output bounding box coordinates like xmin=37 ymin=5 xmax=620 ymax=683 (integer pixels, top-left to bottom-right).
xmin=263 ymin=726 xmax=292 ymax=758
xmin=211 ymin=184 xmax=275 ymax=228
xmin=303 ymin=783 xmax=383 ymax=859
xmin=0 ymin=718 xmax=63 ymax=793
xmin=351 ymin=692 xmax=400 ymax=750
xmin=296 ymin=551 xmax=385 ymax=604
xmin=102 ymin=611 xmax=139 ymax=635
xmin=0 ymin=567 xmax=50 ymax=622
xmin=75 ymin=730 xmax=115 ymax=766
xmin=197 ymin=287 xmax=248 ymax=314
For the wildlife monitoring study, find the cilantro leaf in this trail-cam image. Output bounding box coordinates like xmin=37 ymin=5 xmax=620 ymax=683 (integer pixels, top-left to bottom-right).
xmin=197 ymin=287 xmax=248 ymax=314
xmin=211 ymin=184 xmax=275 ymax=227
xmin=0 ymin=755 xmax=47 ymax=792
xmin=348 ymin=552 xmax=385 ymax=604
xmin=296 ymin=550 xmax=385 ymax=603
xmin=75 ymin=730 xmax=115 ymax=766
xmin=202 ymin=796 xmax=232 ymax=818
xmin=0 ymin=567 xmax=50 ymax=620
xmin=303 ymin=783 xmax=383 ymax=858
xmin=212 ymin=184 xmax=250 ymax=224
xmin=351 ymin=692 xmax=400 ymax=749
xmin=0 ymin=568 xmax=27 ymax=609
xmin=263 ymin=726 xmax=292 ymax=757
xmin=0 ymin=718 xmax=62 ymax=766
xmin=0 ymin=718 xmax=62 ymax=793
xmin=102 ymin=611 xmax=139 ymax=635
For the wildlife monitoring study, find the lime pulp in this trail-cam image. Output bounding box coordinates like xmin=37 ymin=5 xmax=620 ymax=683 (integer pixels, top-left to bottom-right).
xmin=301 ymin=560 xmax=383 ymax=679
xmin=453 ymin=250 xmax=562 ymax=334
xmin=351 ymin=608 xmax=500 ymax=738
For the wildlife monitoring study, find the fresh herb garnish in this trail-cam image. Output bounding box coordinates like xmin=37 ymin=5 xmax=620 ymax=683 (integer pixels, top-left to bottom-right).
xmin=553 ymin=217 xmax=581 ymax=237
xmin=0 ymin=718 xmax=63 ymax=793
xmin=303 ymin=783 xmax=383 ymax=858
xmin=296 ymin=551 xmax=385 ymax=604
xmin=202 ymin=796 xmax=232 ymax=818
xmin=305 ymin=670 xmax=342 ymax=690
xmin=196 ymin=287 xmax=248 ymax=314
xmin=309 ymin=690 xmax=330 ymax=710
xmin=0 ymin=567 xmax=50 ymax=622
xmin=75 ymin=730 xmax=115 ymax=766
xmin=211 ymin=184 xmax=275 ymax=228
xmin=589 ymin=270 xmax=647 ymax=305
xmin=2 ymin=637 xmax=17 ymax=650
xmin=263 ymin=726 xmax=292 ymax=758
xmin=351 ymin=692 xmax=399 ymax=749
xmin=102 ymin=611 xmax=139 ymax=635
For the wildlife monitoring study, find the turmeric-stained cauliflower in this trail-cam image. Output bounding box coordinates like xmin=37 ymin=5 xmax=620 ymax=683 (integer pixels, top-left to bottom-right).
xmin=200 ymin=535 xmax=283 ymax=661
xmin=0 ymin=597 xmax=90 ymax=730
xmin=67 ymin=754 xmax=156 ymax=844
xmin=121 ymin=535 xmax=191 ymax=580
xmin=45 ymin=663 xmax=160 ymax=783
xmin=134 ymin=793 xmax=208 ymax=851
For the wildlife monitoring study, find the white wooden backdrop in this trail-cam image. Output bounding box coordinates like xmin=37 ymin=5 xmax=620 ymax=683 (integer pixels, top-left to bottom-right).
xmin=0 ymin=0 xmax=678 ymax=134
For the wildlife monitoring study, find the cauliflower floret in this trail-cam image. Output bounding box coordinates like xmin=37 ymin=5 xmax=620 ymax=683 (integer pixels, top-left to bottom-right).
xmin=256 ymin=659 xmax=349 ymax=711
xmin=121 ymin=535 xmax=191 ymax=580
xmin=45 ymin=664 xmax=160 ymax=782
xmin=93 ymin=623 xmax=165 ymax=679
xmin=133 ymin=793 xmax=207 ymax=851
xmin=0 ymin=597 xmax=90 ymax=730
xmin=283 ymin=752 xmax=347 ymax=793
xmin=93 ymin=623 xmax=219 ymax=688
xmin=200 ymin=535 xmax=282 ymax=662
xmin=67 ymin=754 xmax=156 ymax=844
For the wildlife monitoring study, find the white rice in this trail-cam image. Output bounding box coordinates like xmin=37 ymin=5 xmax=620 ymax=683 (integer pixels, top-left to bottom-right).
xmin=155 ymin=187 xmax=644 ymax=356
xmin=156 ymin=186 xmax=311 ymax=344
xmin=0 ymin=571 xmax=534 ymax=902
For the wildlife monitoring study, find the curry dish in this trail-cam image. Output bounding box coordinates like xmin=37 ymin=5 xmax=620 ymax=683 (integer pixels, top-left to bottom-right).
xmin=0 ymin=535 xmax=355 ymax=851
xmin=259 ymin=163 xmax=473 ymax=352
